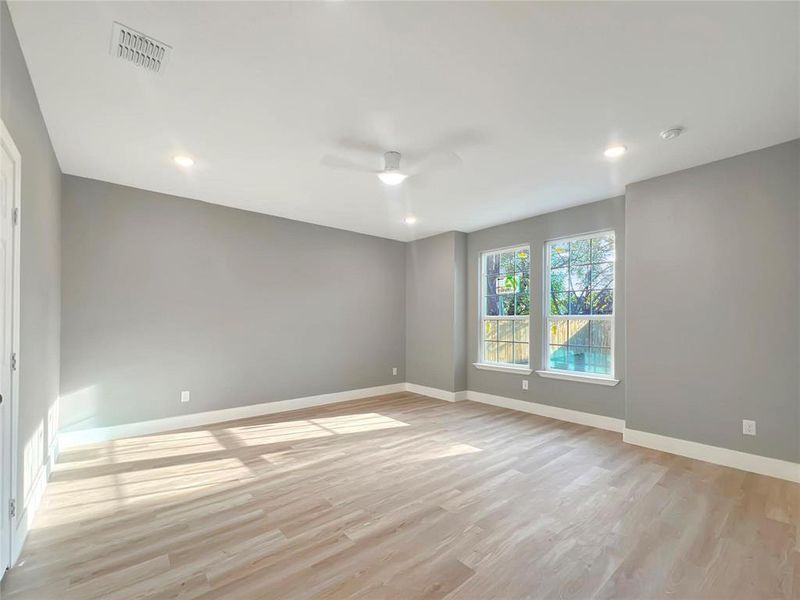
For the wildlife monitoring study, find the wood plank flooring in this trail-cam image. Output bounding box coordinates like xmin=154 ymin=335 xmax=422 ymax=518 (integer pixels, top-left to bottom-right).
xmin=2 ymin=392 xmax=798 ymax=599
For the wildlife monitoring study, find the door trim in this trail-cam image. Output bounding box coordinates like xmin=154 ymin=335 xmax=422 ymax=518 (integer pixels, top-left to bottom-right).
xmin=0 ymin=118 xmax=21 ymax=578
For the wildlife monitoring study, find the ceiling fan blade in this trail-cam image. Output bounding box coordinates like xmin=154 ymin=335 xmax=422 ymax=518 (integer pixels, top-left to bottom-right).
xmin=410 ymin=151 xmax=463 ymax=175
xmin=413 ymin=130 xmax=487 ymax=162
xmin=320 ymin=154 xmax=376 ymax=173
xmin=335 ymin=137 xmax=387 ymax=156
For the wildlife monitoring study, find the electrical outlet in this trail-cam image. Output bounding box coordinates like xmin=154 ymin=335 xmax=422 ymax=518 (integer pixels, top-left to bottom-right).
xmin=181 ymin=390 xmax=191 ymax=403
xmin=742 ymin=419 xmax=756 ymax=436
xmin=522 ymin=379 xmax=528 ymax=390
xmin=392 ymin=367 xmax=398 ymax=376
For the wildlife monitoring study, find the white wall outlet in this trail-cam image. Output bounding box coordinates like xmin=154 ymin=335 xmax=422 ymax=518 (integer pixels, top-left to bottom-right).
xmin=742 ymin=419 xmax=756 ymax=436
xmin=181 ymin=390 xmax=191 ymax=403
xmin=522 ymin=379 xmax=528 ymax=390
xmin=392 ymin=367 xmax=398 ymax=376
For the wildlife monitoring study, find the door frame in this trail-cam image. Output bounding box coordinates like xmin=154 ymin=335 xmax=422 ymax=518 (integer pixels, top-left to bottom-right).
xmin=0 ymin=118 xmax=21 ymax=578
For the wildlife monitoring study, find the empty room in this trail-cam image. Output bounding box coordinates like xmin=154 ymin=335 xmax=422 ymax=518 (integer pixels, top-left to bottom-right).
xmin=0 ymin=1 xmax=798 ymax=598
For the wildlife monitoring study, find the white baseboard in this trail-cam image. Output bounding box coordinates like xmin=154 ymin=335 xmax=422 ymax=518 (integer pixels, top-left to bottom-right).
xmin=11 ymin=437 xmax=59 ymax=566
xmin=55 ymin=383 xmax=799 ymax=486
xmin=58 ymin=383 xmax=407 ymax=449
xmin=405 ymin=383 xmax=467 ymax=402
xmin=466 ymin=390 xmax=625 ymax=433
xmin=623 ymin=428 xmax=800 ymax=483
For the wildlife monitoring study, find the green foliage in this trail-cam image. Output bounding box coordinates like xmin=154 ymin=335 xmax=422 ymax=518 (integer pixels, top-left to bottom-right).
xmin=548 ymin=235 xmax=615 ymax=317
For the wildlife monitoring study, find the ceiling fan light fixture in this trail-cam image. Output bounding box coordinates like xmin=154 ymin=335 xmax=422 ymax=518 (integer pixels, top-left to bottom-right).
xmin=377 ymin=170 xmax=408 ymax=185
xmin=603 ymin=145 xmax=627 ymax=159
xmin=173 ymin=155 xmax=195 ymax=167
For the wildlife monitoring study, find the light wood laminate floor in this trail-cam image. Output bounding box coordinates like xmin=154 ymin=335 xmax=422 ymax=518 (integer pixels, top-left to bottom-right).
xmin=2 ymin=392 xmax=798 ymax=599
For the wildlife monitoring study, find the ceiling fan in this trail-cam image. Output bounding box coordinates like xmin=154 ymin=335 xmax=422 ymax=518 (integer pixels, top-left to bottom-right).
xmin=320 ymin=132 xmax=482 ymax=186
xmin=321 ymin=149 xmax=462 ymax=186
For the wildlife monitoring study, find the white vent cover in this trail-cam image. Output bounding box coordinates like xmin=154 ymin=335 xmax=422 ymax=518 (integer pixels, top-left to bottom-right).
xmin=110 ymin=22 xmax=171 ymax=73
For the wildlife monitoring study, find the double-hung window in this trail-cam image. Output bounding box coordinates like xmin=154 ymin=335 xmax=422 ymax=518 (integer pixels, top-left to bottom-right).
xmin=544 ymin=232 xmax=615 ymax=379
xmin=480 ymin=245 xmax=530 ymax=369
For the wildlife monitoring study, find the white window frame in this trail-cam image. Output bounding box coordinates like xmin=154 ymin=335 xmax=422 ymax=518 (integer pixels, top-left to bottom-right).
xmin=537 ymin=231 xmax=619 ymax=386
xmin=474 ymin=244 xmax=532 ymax=375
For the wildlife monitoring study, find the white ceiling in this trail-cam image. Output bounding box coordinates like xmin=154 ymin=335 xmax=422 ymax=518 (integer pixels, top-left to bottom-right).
xmin=8 ymin=1 xmax=799 ymax=241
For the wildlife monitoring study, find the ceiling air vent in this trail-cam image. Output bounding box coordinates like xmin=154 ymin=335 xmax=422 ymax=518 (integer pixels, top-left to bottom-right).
xmin=110 ymin=22 xmax=171 ymax=73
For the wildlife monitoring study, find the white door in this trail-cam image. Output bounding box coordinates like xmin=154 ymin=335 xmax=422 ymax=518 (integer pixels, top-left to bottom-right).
xmin=0 ymin=122 xmax=20 ymax=578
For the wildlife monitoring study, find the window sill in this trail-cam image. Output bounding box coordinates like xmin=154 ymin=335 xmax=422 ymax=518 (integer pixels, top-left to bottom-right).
xmin=535 ymin=370 xmax=619 ymax=386
xmin=473 ymin=363 xmax=533 ymax=375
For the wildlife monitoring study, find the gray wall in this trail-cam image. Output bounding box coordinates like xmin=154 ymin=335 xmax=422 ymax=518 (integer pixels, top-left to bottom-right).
xmin=1 ymin=2 xmax=62 ymax=511
xmin=626 ymin=140 xmax=800 ymax=462
xmin=467 ymin=197 xmax=626 ymax=419
xmin=405 ymin=231 xmax=467 ymax=392
xmin=60 ymin=176 xmax=405 ymax=432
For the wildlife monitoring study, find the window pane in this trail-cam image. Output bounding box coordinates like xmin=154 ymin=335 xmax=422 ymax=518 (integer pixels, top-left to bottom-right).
xmin=569 ymin=265 xmax=590 ymax=291
xmin=550 ymin=292 xmax=569 ymax=315
xmin=586 ymin=347 xmax=612 ymax=375
xmin=550 ymin=267 xmax=568 ymax=294
xmin=590 ymin=290 xmax=613 ymax=315
xmin=484 ymin=342 xmax=497 ymax=363
xmin=569 ymin=346 xmax=591 ymax=372
xmin=590 ymin=320 xmax=611 ymax=348
xmin=562 ymin=346 xmax=612 ymax=375
xmin=515 ymin=248 xmax=530 ymax=273
xmin=485 ymin=252 xmax=500 ymax=276
xmin=483 ymin=319 xmax=497 ymax=342
xmin=483 ymin=275 xmax=496 ymax=296
xmin=549 ymin=345 xmax=569 ymax=370
xmin=514 ymin=319 xmax=529 ymax=343
xmin=549 ymin=319 xmax=568 ymax=345
xmin=590 ymin=263 xmax=614 ymax=290
xmin=517 ymin=273 xmax=530 ymax=295
xmin=501 ymin=295 xmax=516 ymax=316
xmin=571 ymin=239 xmax=591 ymax=265
xmin=499 ymin=251 xmax=516 ymax=274
xmin=591 ymin=235 xmax=615 ymax=263
xmin=515 ymin=293 xmax=530 ymax=316
xmin=497 ymin=319 xmax=514 ymax=342
xmin=550 ymin=242 xmax=569 ymax=268
xmin=513 ymin=342 xmax=529 ymax=365
xmin=484 ymin=296 xmax=500 ymax=316
xmin=569 ymin=291 xmax=590 ymax=315
xmin=568 ymin=319 xmax=590 ymax=346
xmin=497 ymin=342 xmax=513 ymax=364
xmin=495 ymin=274 xmax=518 ymax=294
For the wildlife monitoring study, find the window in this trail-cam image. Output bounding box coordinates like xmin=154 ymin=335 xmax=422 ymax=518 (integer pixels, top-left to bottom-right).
xmin=480 ymin=245 xmax=530 ymax=368
xmin=544 ymin=232 xmax=615 ymax=378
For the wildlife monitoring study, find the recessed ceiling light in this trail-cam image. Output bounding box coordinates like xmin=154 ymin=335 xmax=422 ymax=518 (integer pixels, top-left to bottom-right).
xmin=603 ymin=145 xmax=627 ymax=159
xmin=173 ymin=155 xmax=195 ymax=167
xmin=378 ymin=171 xmax=408 ymax=186
xmin=403 ymin=216 xmax=417 ymax=225
xmin=660 ymin=127 xmax=685 ymax=141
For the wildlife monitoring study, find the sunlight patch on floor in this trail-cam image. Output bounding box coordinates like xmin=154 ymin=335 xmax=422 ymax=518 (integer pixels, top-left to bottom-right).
xmin=224 ymin=413 xmax=409 ymax=445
